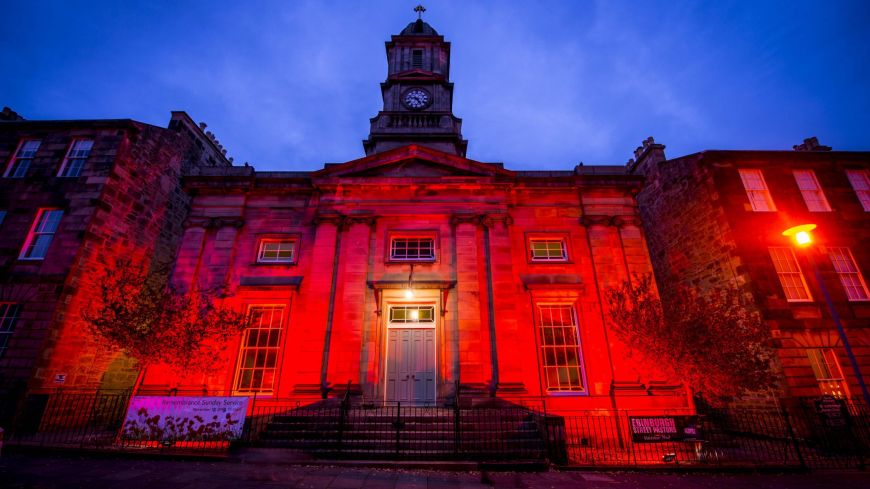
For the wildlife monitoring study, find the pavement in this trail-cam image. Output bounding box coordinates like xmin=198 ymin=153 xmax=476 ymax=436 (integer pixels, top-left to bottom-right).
xmin=2 ymin=451 xmax=870 ymax=489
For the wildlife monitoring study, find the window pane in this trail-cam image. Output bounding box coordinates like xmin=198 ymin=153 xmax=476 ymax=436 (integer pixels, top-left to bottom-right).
xmin=739 ymin=169 xmax=776 ymax=211
xmin=538 ymin=305 xmax=585 ymax=392
xmin=768 ymin=247 xmax=812 ymax=301
xmin=257 ymin=240 xmax=296 ymax=262
xmin=20 ymin=209 xmax=63 ymax=259
xmin=235 ymin=305 xmax=284 ymax=393
xmin=846 ymin=170 xmax=870 ymax=211
xmin=530 ymin=239 xmax=566 ymax=261
xmin=0 ymin=303 xmax=20 ymax=358
xmin=390 ymin=237 xmax=435 ymax=260
xmin=828 ymin=247 xmax=869 ymax=301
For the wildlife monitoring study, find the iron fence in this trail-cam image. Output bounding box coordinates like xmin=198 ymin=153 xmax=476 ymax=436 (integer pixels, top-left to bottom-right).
xmin=2 ymin=389 xmax=868 ymax=469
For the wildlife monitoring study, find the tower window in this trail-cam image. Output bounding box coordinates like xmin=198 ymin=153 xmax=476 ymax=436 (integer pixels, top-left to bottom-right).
xmin=412 ymin=49 xmax=423 ymax=69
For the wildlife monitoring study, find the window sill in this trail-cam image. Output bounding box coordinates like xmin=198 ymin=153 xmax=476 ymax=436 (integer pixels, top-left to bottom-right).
xmin=546 ymin=391 xmax=588 ymax=397
xmin=250 ymin=261 xmax=297 ymax=267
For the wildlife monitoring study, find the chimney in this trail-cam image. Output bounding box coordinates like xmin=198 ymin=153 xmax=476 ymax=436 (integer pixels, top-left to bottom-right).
xmin=627 ymin=136 xmax=666 ymax=175
xmin=0 ymin=107 xmax=25 ymax=121
xmin=793 ymin=137 xmax=831 ymax=152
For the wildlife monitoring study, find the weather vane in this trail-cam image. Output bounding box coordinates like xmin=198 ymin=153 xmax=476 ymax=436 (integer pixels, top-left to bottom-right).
xmin=414 ymin=4 xmax=426 ymax=20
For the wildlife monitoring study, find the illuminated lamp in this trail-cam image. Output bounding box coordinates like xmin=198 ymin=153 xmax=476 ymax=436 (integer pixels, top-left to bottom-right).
xmin=410 ymin=309 xmax=419 ymax=320
xmin=782 ymin=223 xmax=816 ymax=247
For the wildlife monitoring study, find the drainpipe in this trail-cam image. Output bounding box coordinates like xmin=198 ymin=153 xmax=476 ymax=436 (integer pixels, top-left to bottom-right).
xmin=482 ymin=220 xmax=499 ymax=396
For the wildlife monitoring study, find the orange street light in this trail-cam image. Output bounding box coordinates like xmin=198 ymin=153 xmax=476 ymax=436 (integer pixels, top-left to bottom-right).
xmin=782 ymin=223 xmax=816 ymax=247
xmin=783 ymin=224 xmax=870 ymax=408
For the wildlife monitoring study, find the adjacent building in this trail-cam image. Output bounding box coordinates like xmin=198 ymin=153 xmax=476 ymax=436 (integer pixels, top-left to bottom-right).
xmin=0 ymin=108 xmax=229 ymax=422
xmin=630 ymin=136 xmax=870 ymax=403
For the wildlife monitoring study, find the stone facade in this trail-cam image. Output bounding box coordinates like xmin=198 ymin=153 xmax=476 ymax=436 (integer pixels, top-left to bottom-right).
xmin=143 ymin=143 xmax=686 ymax=413
xmin=631 ymin=137 xmax=870 ymax=402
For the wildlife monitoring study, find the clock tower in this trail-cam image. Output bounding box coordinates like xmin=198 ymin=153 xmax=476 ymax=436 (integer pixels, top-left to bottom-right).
xmin=363 ymin=10 xmax=468 ymax=156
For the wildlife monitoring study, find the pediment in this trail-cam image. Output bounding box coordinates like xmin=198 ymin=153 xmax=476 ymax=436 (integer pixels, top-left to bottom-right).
xmin=313 ymin=145 xmax=513 ymax=179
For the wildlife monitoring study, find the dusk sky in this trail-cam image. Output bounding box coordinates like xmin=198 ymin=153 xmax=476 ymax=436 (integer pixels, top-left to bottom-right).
xmin=2 ymin=1 xmax=868 ymax=170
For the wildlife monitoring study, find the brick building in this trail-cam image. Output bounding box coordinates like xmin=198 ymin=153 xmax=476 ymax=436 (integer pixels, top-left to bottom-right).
xmin=0 ymin=108 xmax=230 ymax=421
xmin=630 ymin=137 xmax=870 ymax=404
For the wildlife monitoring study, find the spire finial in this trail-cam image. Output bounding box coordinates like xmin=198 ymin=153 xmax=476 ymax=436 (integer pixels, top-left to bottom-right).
xmin=414 ymin=4 xmax=426 ymax=20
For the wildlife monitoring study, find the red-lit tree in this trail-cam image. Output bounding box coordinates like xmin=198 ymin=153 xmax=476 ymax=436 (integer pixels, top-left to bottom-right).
xmin=82 ymin=258 xmax=247 ymax=389
xmin=605 ymin=274 xmax=776 ymax=405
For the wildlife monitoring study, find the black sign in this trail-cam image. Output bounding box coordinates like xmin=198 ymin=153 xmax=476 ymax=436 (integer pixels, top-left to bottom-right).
xmin=629 ymin=416 xmax=702 ymax=443
xmin=814 ymin=395 xmax=850 ymax=428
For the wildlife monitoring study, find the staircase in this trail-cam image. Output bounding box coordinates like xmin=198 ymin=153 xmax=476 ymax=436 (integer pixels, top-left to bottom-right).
xmin=255 ymin=403 xmax=548 ymax=461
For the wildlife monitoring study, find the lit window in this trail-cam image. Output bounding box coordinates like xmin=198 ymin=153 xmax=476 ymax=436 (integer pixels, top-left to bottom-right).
xmin=538 ymin=304 xmax=585 ymax=392
xmin=0 ymin=303 xmax=21 ymax=359
xmin=807 ymin=349 xmax=849 ymax=398
xmin=738 ymin=169 xmax=776 ymax=211
xmin=390 ymin=237 xmax=435 ymax=261
xmin=58 ymin=139 xmax=93 ymax=177
xmin=529 ymin=238 xmax=568 ymax=262
xmin=4 ymin=139 xmax=40 ymax=178
xmin=257 ymin=239 xmax=296 ymax=263
xmin=412 ymin=49 xmax=423 ymax=69
xmin=793 ymin=170 xmax=831 ymax=212
xmin=828 ymin=247 xmax=869 ymax=301
xmin=389 ymin=305 xmax=435 ymax=323
xmin=768 ymin=247 xmax=812 ymax=301
xmin=234 ymin=306 xmax=285 ymax=394
xmin=846 ymin=169 xmax=870 ymax=211
xmin=20 ymin=209 xmax=63 ymax=260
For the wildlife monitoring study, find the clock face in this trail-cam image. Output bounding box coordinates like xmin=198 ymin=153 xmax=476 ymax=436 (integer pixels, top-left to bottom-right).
xmin=402 ymin=88 xmax=431 ymax=110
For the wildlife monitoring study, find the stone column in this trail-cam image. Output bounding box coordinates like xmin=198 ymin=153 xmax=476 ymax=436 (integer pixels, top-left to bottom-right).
xmin=451 ymin=213 xmax=491 ymax=391
xmin=172 ymin=217 xmax=209 ymax=291
xmin=294 ymin=211 xmax=343 ymax=397
xmin=328 ymin=214 xmax=375 ymax=395
xmin=483 ymin=212 xmax=525 ymax=394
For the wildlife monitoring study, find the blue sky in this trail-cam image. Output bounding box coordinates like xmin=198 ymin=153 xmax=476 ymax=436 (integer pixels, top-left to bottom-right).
xmin=1 ymin=1 xmax=868 ymax=170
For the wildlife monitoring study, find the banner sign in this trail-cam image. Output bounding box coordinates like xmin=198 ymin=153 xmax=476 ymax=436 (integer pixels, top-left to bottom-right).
xmin=814 ymin=396 xmax=850 ymax=428
xmin=629 ymin=415 xmax=702 ymax=443
xmin=122 ymin=396 xmax=248 ymax=441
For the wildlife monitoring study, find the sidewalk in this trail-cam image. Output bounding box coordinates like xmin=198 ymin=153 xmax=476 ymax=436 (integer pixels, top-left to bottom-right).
xmin=2 ymin=451 xmax=869 ymax=488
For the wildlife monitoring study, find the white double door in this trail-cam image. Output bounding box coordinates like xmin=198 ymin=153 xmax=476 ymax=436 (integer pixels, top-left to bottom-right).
xmin=385 ymin=326 xmax=436 ymax=405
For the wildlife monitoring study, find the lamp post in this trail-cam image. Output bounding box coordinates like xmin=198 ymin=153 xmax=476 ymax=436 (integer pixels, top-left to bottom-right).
xmin=783 ymin=224 xmax=870 ymax=408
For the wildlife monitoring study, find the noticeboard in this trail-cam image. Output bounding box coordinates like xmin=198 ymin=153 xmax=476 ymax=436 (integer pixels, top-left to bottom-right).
xmin=629 ymin=415 xmax=702 ymax=443
xmin=814 ymin=395 xmax=850 ymax=428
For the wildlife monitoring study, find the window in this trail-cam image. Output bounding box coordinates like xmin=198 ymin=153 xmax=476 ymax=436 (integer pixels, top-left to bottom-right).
xmin=828 ymin=247 xmax=869 ymax=301
xmin=529 ymin=238 xmax=568 ymax=262
xmin=807 ymin=349 xmax=849 ymax=398
xmin=768 ymin=247 xmax=812 ymax=301
xmin=389 ymin=305 xmax=435 ymax=323
xmin=4 ymin=139 xmax=40 ymax=178
xmin=0 ymin=303 xmax=20 ymax=359
xmin=846 ymin=169 xmax=870 ymax=211
xmin=234 ymin=306 xmax=285 ymax=394
xmin=20 ymin=209 xmax=63 ymax=260
xmin=537 ymin=304 xmax=585 ymax=392
xmin=738 ymin=169 xmax=776 ymax=211
xmin=257 ymin=239 xmax=296 ymax=263
xmin=390 ymin=237 xmax=435 ymax=261
xmin=412 ymin=49 xmax=423 ymax=69
xmin=793 ymin=170 xmax=831 ymax=212
xmin=58 ymin=139 xmax=93 ymax=177
xmin=0 ymin=210 xmax=6 ymax=227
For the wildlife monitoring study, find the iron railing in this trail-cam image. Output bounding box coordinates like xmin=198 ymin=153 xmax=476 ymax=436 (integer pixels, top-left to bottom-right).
xmin=3 ymin=389 xmax=868 ymax=469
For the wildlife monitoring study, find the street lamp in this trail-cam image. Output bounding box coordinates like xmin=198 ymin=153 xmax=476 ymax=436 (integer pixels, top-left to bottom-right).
xmin=783 ymin=224 xmax=870 ymax=408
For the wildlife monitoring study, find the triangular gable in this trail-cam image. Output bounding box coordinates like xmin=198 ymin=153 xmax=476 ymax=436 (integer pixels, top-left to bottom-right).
xmin=313 ymin=144 xmax=514 ymax=179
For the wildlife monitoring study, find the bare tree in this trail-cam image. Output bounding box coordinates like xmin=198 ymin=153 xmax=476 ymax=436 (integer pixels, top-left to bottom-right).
xmin=82 ymin=258 xmax=247 ymax=389
xmin=605 ymin=274 xmax=777 ymax=405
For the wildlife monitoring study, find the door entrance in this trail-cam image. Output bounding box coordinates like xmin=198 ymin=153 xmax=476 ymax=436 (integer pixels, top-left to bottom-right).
xmin=384 ymin=305 xmax=436 ymax=405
